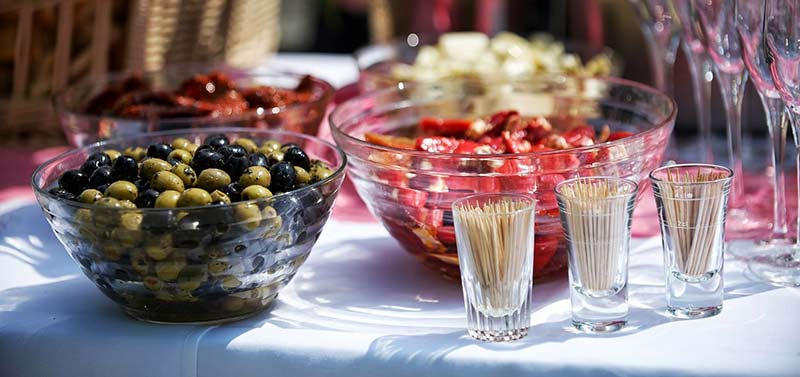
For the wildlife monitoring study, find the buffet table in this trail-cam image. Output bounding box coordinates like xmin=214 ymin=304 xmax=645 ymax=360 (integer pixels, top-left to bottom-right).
xmin=1 ymin=54 xmax=799 ymax=377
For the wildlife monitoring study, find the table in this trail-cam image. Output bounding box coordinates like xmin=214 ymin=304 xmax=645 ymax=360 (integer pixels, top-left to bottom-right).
xmin=1 ymin=196 xmax=799 ymax=377
xmin=1 ymin=53 xmax=799 ymax=377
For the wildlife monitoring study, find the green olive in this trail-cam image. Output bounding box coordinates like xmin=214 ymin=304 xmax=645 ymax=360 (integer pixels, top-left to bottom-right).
xmin=241 ymin=185 xmax=272 ymax=200
xmin=170 ymin=163 xmax=197 ymax=187
xmin=154 ymin=190 xmax=181 ymax=208
xmin=131 ymin=250 xmax=150 ymax=275
xmin=112 ymin=228 xmax=139 ymax=247
xmin=141 ymin=158 xmax=172 ymax=180
xmin=101 ymin=243 xmax=125 ymax=260
xmin=195 ymin=168 xmax=231 ymax=192
xmin=177 ymin=188 xmax=212 ymax=207
xmin=310 ymin=165 xmax=334 ymax=183
xmin=104 ymin=149 xmax=121 ymax=161
xmin=77 ymin=189 xmax=103 ymax=204
xmin=144 ymin=234 xmax=173 ymax=260
xmin=262 ymin=140 xmax=282 ymax=152
xmin=267 ymin=151 xmax=284 ymax=165
xmin=155 ymin=258 xmax=186 ymax=281
xmin=167 ymin=149 xmax=192 ymax=164
xmin=210 ymin=190 xmax=231 ymax=204
xmin=177 ymin=272 xmax=206 ymax=292
xmin=75 ymin=208 xmax=93 ymax=224
xmin=96 ymin=196 xmax=121 ymax=208
xmin=234 ymin=203 xmax=261 ymax=230
xmin=119 ymin=200 xmax=137 ymax=209
xmin=293 ymin=166 xmax=311 ymax=185
xmin=104 ymin=181 xmax=138 ymax=201
xmin=151 ymin=171 xmax=185 ymax=192
xmin=221 ymin=275 xmax=242 ymax=290
xmin=120 ymin=212 xmax=143 ymax=231
xmin=222 ymin=296 xmax=246 ymax=312
xmin=235 ymin=138 xmax=258 ymax=153
xmin=239 ymin=166 xmax=271 ymax=187
xmin=171 ymin=137 xmax=192 ymax=151
xmin=123 ymin=146 xmax=146 ymax=161
xmin=261 ymin=206 xmax=282 ymax=238
xmin=208 ymin=260 xmax=230 ymax=276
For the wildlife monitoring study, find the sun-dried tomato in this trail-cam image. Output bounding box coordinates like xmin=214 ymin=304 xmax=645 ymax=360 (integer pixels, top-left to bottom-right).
xmin=420 ymin=117 xmax=473 ymax=136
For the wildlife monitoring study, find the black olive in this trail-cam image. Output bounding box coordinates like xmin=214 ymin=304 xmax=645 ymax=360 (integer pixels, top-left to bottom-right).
xmin=89 ymin=166 xmax=114 ymax=188
xmin=136 ymin=189 xmax=160 ymax=208
xmin=96 ymin=183 xmax=110 ymax=194
xmin=134 ymin=178 xmax=150 ymax=192
xmin=80 ymin=159 xmax=105 ymax=175
xmin=223 ymin=152 xmax=250 ymax=179
xmin=167 ymin=158 xmax=181 ymax=166
xmin=111 ymin=155 xmax=138 ymax=182
xmin=191 ymin=149 xmax=224 ymax=172
xmin=221 ymin=182 xmax=243 ymax=202
xmin=280 ymin=143 xmax=300 ymax=152
xmin=247 ymin=152 xmax=269 ymax=168
xmin=218 ymin=144 xmax=247 ymax=159
xmin=283 ymin=147 xmax=310 ymax=171
xmin=49 ymin=186 xmax=76 ymax=200
xmin=195 ymin=144 xmax=214 ymax=153
xmin=269 ymin=162 xmax=296 ymax=192
xmin=204 ymin=134 xmax=229 ymax=149
xmin=86 ymin=152 xmax=111 ymax=166
xmin=146 ymin=143 xmax=173 ymax=160
xmin=58 ymin=169 xmax=90 ymax=195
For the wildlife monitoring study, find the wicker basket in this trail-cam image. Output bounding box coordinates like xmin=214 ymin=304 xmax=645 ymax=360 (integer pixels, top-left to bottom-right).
xmin=0 ymin=0 xmax=280 ymax=147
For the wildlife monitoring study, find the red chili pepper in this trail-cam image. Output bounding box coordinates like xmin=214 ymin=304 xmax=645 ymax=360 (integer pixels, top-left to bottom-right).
xmin=420 ymin=117 xmax=473 ymax=136
xmin=468 ymin=109 xmax=519 ymax=138
xmin=453 ymin=140 xmax=482 ymax=154
xmin=607 ymin=131 xmax=634 ymax=141
xmin=415 ymin=136 xmax=461 ymax=153
xmin=502 ymin=131 xmax=532 ymax=153
xmin=391 ymin=187 xmax=428 ymax=208
xmin=562 ymin=126 xmax=596 ymax=147
xmin=437 ymin=226 xmax=457 ymax=245
xmin=534 ymin=234 xmax=561 ymax=271
xmin=477 ymin=136 xmax=507 ymax=153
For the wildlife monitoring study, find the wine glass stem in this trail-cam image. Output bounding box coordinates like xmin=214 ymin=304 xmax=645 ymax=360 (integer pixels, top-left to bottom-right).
xmin=684 ymin=47 xmax=714 ymax=163
xmin=790 ymin=110 xmax=800 ymax=247
xmin=643 ymin=31 xmax=679 ymax=96
xmin=715 ymin=70 xmax=747 ymax=208
xmin=759 ymin=94 xmax=790 ymax=238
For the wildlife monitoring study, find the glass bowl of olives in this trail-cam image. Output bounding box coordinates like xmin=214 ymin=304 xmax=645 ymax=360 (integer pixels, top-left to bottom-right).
xmin=32 ymin=128 xmax=346 ymax=324
xmin=55 ymin=66 xmax=335 ymax=147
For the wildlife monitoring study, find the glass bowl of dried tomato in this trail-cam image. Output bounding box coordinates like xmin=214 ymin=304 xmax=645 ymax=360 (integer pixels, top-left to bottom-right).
xmin=330 ymin=76 xmax=675 ymax=280
xmin=55 ymin=66 xmax=334 ymax=146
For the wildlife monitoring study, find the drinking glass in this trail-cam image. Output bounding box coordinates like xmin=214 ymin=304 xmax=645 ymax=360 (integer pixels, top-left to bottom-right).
xmin=651 ymin=164 xmax=733 ymax=318
xmin=748 ymin=0 xmax=800 ymax=287
xmin=630 ymin=0 xmax=682 ymax=95
xmin=694 ymin=0 xmax=760 ymax=237
xmin=673 ymin=0 xmax=715 ymax=163
xmin=452 ymin=193 xmax=536 ymax=341
xmin=556 ymin=177 xmax=638 ymax=333
xmin=735 ymin=0 xmax=793 ymax=249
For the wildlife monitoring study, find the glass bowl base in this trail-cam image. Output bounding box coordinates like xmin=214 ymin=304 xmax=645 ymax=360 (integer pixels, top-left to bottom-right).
xmin=123 ymin=297 xmax=277 ymax=324
xmin=748 ymin=250 xmax=800 ymax=287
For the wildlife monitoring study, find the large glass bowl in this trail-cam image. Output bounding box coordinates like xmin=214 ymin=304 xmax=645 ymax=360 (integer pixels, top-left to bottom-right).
xmin=32 ymin=128 xmax=346 ymax=323
xmin=55 ymin=66 xmax=334 ymax=146
xmin=330 ymin=76 xmax=675 ymax=280
xmin=355 ymin=35 xmax=623 ymax=93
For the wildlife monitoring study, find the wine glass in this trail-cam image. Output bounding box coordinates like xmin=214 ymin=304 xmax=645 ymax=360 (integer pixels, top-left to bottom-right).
xmin=736 ymin=0 xmax=793 ymax=248
xmin=672 ymin=0 xmax=715 ymax=163
xmin=748 ymin=0 xmax=800 ymax=287
xmin=694 ymin=0 xmax=762 ymax=239
xmin=630 ymin=0 xmax=681 ymax=95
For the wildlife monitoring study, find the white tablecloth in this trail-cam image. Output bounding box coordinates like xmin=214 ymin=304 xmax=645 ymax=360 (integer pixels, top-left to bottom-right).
xmin=1 ymin=197 xmax=799 ymax=377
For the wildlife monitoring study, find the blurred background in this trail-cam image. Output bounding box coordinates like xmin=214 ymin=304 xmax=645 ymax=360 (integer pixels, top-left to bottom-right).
xmin=0 ymin=0 xmax=776 ymax=170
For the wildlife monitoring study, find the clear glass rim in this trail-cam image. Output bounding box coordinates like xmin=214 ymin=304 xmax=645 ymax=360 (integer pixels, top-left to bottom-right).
xmin=554 ymin=176 xmax=639 ymax=200
xmin=452 ymin=192 xmax=537 ymax=215
xmin=329 ymin=75 xmax=677 ymax=159
xmin=52 ymin=65 xmax=335 ymax=125
xmin=649 ymin=163 xmax=734 ymax=186
xmin=31 ymin=127 xmax=347 ymax=212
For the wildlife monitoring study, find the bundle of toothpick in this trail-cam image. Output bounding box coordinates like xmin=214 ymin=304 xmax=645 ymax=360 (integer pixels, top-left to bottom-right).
xmin=655 ymin=169 xmax=728 ymax=277
xmin=453 ymin=198 xmax=534 ymax=312
xmin=559 ymin=178 xmax=635 ymax=292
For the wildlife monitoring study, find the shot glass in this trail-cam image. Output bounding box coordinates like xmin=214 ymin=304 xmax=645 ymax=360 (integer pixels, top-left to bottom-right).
xmin=650 ymin=164 xmax=733 ymax=319
xmin=555 ymin=177 xmax=638 ymax=333
xmin=452 ymin=193 xmax=536 ymax=342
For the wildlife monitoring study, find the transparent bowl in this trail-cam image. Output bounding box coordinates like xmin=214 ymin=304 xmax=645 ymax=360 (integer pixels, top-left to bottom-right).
xmin=330 ymin=76 xmax=675 ymax=280
xmin=55 ymin=66 xmax=334 ymax=146
xmin=354 ymin=36 xmax=623 ymax=93
xmin=32 ymin=128 xmax=346 ymax=323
